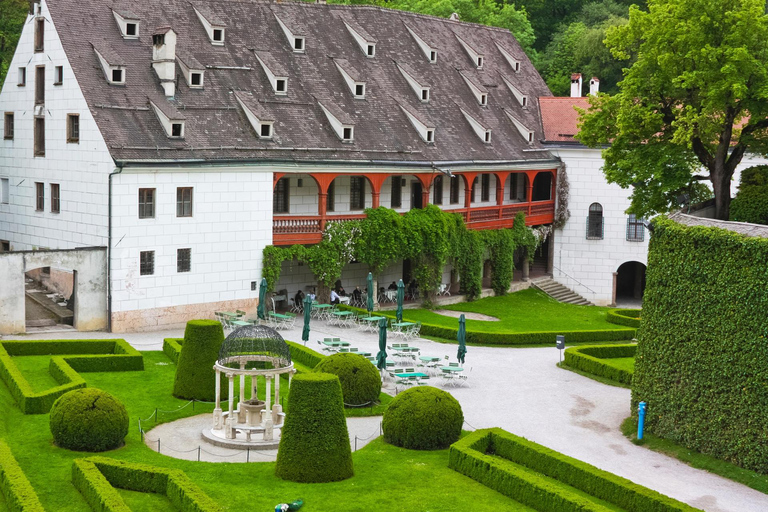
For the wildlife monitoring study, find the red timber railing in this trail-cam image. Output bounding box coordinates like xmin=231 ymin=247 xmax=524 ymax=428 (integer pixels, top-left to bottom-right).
xmin=272 ymin=201 xmax=554 ymax=245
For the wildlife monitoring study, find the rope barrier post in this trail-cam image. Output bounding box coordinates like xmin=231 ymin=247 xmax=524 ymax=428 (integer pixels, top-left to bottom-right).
xmin=157 ymin=439 xmax=160 ymax=453
xmin=154 ymin=408 xmax=158 ymax=422
xmin=197 ymin=446 xmax=201 ymax=462
xmin=247 ymin=448 xmax=250 ymax=463
xmin=192 ymin=399 xmax=195 ymax=411
xmin=355 ymin=436 xmax=358 ymax=452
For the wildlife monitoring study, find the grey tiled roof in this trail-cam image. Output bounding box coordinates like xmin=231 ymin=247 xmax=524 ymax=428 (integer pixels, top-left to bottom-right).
xmin=47 ymin=0 xmax=554 ymax=165
xmin=669 ymin=213 xmax=768 ymax=239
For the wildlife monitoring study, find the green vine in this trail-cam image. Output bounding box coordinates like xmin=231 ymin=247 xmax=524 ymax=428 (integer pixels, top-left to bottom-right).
xmin=482 ymin=229 xmax=516 ymax=296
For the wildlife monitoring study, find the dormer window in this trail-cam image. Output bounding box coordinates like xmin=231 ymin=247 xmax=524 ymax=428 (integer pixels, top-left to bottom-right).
xmin=399 ymin=104 xmax=435 ymax=144
xmin=260 ymin=123 xmax=273 ymax=139
xmin=398 ymin=63 xmax=430 ymax=103
xmin=126 ymin=23 xmax=137 ymax=36
xmin=495 ymin=41 xmax=521 ymax=73
xmin=255 ymin=51 xmax=289 ymax=96
xmin=460 ymin=72 xmax=489 ymax=107
xmin=113 ymin=10 xmax=140 ymax=39
xmin=177 ymin=53 xmax=204 ymax=89
xmin=456 ymin=35 xmax=484 ymax=69
xmin=190 ymin=73 xmax=201 ymax=86
xmin=480 ymin=94 xmax=487 ymax=106
xmin=294 ymin=38 xmax=304 ymax=51
xmin=153 ymin=34 xmax=164 ymax=45
xmin=194 ymin=7 xmax=225 ymax=46
xmin=460 ymin=108 xmax=491 ymax=144
xmin=318 ymin=101 xmax=354 ymax=142
xmin=235 ymin=91 xmax=276 ymax=141
xmin=421 ymin=89 xmax=429 ymax=102
xmin=504 ymin=109 xmax=534 ymax=144
xmin=276 ymin=79 xmax=287 ymax=94
xmin=355 ymin=84 xmax=365 ymax=97
xmin=274 ymin=13 xmax=306 ymax=54
xmin=343 ymin=127 xmax=353 ymax=141
xmin=484 ymin=130 xmax=491 ymax=143
xmin=404 ymin=23 xmax=437 ymax=64
xmin=501 ymin=76 xmax=528 ymax=108
xmin=150 ymin=100 xmax=185 ymax=139
xmin=112 ymin=69 xmax=123 ymax=83
xmin=426 ymin=130 xmax=434 ymax=143
xmin=430 ymin=51 xmax=437 ymax=62
xmin=94 ymin=46 xmax=126 ymax=85
xmin=343 ymin=20 xmax=376 ymax=58
xmin=334 ymin=59 xmax=366 ymax=100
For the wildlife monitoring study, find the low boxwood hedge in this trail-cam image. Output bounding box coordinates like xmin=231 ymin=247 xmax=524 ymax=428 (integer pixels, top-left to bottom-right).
xmin=72 ymin=457 xmax=222 ymax=512
xmin=449 ymin=428 xmax=700 ymax=512
xmin=275 ymin=373 xmax=353 ymax=483
xmin=0 ymin=340 xmax=143 ymax=415
xmin=563 ymin=344 xmax=637 ymax=385
xmin=163 ymin=338 xmax=183 ymax=365
xmin=314 ymin=353 xmax=381 ymax=406
xmin=285 ymin=341 xmax=325 ymax=369
xmin=0 ymin=438 xmax=45 ymax=512
xmin=606 ymin=309 xmax=642 ymax=328
xmin=339 ymin=306 xmax=636 ymax=345
xmin=50 ymin=388 xmax=129 ymax=452
xmin=383 ymin=386 xmax=463 ymax=450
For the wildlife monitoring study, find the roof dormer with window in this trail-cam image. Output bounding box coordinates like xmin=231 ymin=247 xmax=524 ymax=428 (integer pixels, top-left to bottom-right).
xmin=460 ymin=71 xmax=488 ymax=107
xmin=503 ymin=109 xmax=534 ymax=144
xmin=399 ymin=104 xmax=435 ymax=144
xmin=235 ymin=92 xmax=275 ymax=140
xmin=460 ymin=108 xmax=491 ymax=144
xmin=193 ymin=6 xmax=225 ymax=45
xmin=456 ymin=35 xmax=484 ymax=69
xmin=93 ymin=44 xmax=126 ymax=85
xmin=500 ymin=75 xmax=527 ymax=107
xmin=254 ymin=51 xmax=288 ymax=95
xmin=150 ymin=100 xmax=185 ymax=139
xmin=343 ymin=19 xmax=376 ymax=58
xmin=177 ymin=53 xmax=204 ymax=89
xmin=318 ymin=100 xmax=354 ymax=142
xmin=274 ymin=13 xmax=305 ymax=53
xmin=404 ymin=23 xmax=437 ymax=63
xmin=112 ymin=9 xmax=139 ymax=39
xmin=334 ymin=59 xmax=366 ymax=99
xmin=495 ymin=41 xmax=521 ymax=73
xmin=397 ymin=63 xmax=430 ymax=103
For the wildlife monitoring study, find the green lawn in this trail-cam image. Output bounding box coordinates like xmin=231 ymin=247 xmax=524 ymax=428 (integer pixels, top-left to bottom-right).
xmin=0 ymin=350 xmax=526 ymax=511
xmin=602 ymin=357 xmax=635 ymax=374
xmin=117 ymin=488 xmax=176 ymax=511
xmin=10 ymin=356 xmax=62 ymax=393
xmin=401 ymin=289 xmax=623 ymax=333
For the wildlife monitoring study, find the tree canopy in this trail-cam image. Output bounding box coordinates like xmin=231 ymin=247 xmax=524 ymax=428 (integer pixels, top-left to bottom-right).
xmin=578 ymin=0 xmax=768 ymax=220
xmin=0 ymin=0 xmax=28 ymax=87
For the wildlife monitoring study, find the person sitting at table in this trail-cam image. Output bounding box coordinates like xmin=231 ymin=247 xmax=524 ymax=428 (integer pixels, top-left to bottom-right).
xmin=388 ymin=281 xmax=397 ymax=290
xmin=351 ymin=286 xmax=363 ymax=304
xmin=295 ymin=289 xmax=305 ymax=308
xmin=338 ymin=286 xmax=347 ymax=296
xmin=330 ymin=289 xmax=341 ymax=305
xmin=408 ymin=280 xmax=418 ymax=299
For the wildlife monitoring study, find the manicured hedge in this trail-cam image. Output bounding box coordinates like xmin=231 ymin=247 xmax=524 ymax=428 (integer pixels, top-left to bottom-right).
xmin=634 ymin=216 xmax=768 ymax=472
xmin=730 ymin=165 xmax=768 ymax=225
xmin=606 ymin=309 xmax=642 ymax=328
xmin=563 ymin=344 xmax=637 ymax=385
xmin=275 ymin=373 xmax=353 ymax=483
xmin=449 ymin=428 xmax=700 ymax=512
xmin=0 ymin=439 xmax=45 ymax=512
xmin=285 ymin=340 xmax=325 ymax=369
xmin=0 ymin=340 xmax=143 ymax=415
xmin=383 ymin=386 xmax=462 ymax=450
xmin=314 ymin=353 xmax=381 ymax=406
xmin=339 ymin=306 xmax=636 ymax=345
xmin=173 ymin=320 xmax=226 ymax=401
xmin=163 ymin=338 xmax=183 ymax=365
xmin=50 ymin=388 xmax=129 ymax=452
xmin=72 ymin=457 xmax=222 ymax=512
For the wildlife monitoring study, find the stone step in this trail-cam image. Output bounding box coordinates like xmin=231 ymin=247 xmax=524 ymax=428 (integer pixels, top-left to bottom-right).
xmin=26 ymin=319 xmax=57 ymax=327
xmin=533 ymin=278 xmax=594 ymax=306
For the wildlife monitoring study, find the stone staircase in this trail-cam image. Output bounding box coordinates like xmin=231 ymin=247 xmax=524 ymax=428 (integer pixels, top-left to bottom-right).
xmin=532 ymin=277 xmax=593 ymax=306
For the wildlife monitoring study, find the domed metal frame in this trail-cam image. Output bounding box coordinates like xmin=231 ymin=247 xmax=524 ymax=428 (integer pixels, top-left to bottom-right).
xmin=217 ymin=324 xmax=292 ymax=369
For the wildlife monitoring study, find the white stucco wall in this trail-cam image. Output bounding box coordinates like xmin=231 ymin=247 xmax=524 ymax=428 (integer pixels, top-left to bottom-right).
xmin=0 ymin=0 xmax=114 ymax=251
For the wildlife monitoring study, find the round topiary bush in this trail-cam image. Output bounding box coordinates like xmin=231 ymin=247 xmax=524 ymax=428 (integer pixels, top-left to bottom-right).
xmin=313 ymin=352 xmax=381 ymax=406
xmin=173 ymin=319 xmax=227 ymax=401
xmin=382 ymin=386 xmax=463 ymax=450
xmin=49 ymin=388 xmax=128 ymax=452
xmin=275 ymin=373 xmax=353 ymax=483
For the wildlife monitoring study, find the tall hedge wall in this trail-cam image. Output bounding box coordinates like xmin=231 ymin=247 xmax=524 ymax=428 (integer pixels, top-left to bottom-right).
xmin=633 ymin=217 xmax=768 ymax=472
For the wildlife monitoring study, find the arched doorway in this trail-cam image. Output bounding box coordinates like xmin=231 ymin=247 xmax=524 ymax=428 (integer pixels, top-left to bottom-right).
xmin=616 ymin=261 xmax=646 ymax=305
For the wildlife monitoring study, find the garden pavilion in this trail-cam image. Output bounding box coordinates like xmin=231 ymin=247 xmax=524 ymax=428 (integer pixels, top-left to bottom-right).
xmin=209 ymin=325 xmax=296 ymax=447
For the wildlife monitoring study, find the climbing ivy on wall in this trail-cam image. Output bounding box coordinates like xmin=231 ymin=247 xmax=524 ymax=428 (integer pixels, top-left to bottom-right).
xmin=263 ymin=207 xmax=541 ymax=306
xmin=632 ymin=216 xmax=768 ymax=472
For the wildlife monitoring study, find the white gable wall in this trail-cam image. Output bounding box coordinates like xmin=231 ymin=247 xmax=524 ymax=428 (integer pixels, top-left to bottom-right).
xmin=0 ymin=0 xmax=114 ymax=251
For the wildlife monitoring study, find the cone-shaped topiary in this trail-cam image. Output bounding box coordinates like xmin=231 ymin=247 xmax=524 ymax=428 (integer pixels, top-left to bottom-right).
xmin=49 ymin=388 xmax=128 ymax=452
xmin=383 ymin=386 xmax=463 ymax=450
xmin=313 ymin=352 xmax=381 ymax=406
xmin=275 ymin=373 xmax=353 ymax=483
xmin=173 ymin=320 xmax=227 ymax=401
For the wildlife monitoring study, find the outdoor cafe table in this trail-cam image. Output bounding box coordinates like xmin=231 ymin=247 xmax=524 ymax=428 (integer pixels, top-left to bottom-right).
xmin=419 ymin=356 xmax=440 ymax=363
xmin=330 ymin=310 xmax=355 ymax=327
xmin=393 ymin=346 xmax=420 ymax=354
xmin=394 ymin=372 xmax=428 ymax=379
xmin=440 ymin=366 xmax=464 ymax=373
xmin=312 ymin=303 xmax=333 ymax=320
xmin=219 ymin=311 xmax=240 ymax=318
xmin=322 ymin=340 xmax=351 ymax=347
xmin=359 ymin=316 xmax=385 ymax=332
xmin=391 ymin=321 xmax=416 ymax=338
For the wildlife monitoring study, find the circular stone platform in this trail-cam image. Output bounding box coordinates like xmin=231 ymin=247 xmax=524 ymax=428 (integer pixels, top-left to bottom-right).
xmin=433 ymin=310 xmax=499 ymax=321
xmin=201 ymin=427 xmax=281 ymax=450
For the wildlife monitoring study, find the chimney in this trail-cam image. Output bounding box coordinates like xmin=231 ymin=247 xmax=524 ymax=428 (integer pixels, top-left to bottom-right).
xmin=152 ymin=27 xmax=177 ymax=98
xmin=589 ymin=77 xmax=600 ymax=96
xmin=449 ymin=12 xmax=460 ymax=21
xmin=570 ymin=73 xmax=582 ymax=98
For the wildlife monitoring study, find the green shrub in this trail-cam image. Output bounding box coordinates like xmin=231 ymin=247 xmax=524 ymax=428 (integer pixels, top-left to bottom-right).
xmin=50 ymin=388 xmax=128 ymax=452
xmin=72 ymin=457 xmax=222 ymax=512
xmin=173 ymin=320 xmax=227 ymax=401
xmin=634 ymin=216 xmax=768 ymax=472
xmin=275 ymin=373 xmax=353 ymax=483
xmin=564 ymin=344 xmax=637 ymax=385
xmin=0 ymin=438 xmax=46 ymax=512
xmin=730 ymin=165 xmax=768 ymax=225
xmin=606 ymin=309 xmax=642 ymax=328
xmin=314 ymin=353 xmax=381 ymax=406
xmin=0 ymin=340 xmax=143 ymax=415
xmin=383 ymin=386 xmax=462 ymax=450
xmin=286 ymin=340 xmax=325 ymax=369
xmin=449 ymin=429 xmax=699 ymax=512
xmin=163 ymin=338 xmax=183 ymax=364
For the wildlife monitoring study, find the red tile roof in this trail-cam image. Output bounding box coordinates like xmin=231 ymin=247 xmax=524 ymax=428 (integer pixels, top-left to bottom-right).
xmin=539 ymin=96 xmax=591 ymax=143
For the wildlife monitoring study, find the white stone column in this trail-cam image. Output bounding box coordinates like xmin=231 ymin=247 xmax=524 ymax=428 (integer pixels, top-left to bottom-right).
xmin=213 ymin=368 xmax=222 ymax=430
xmin=272 ymin=372 xmax=283 ymax=425
xmin=226 ymin=374 xmax=235 ymax=439
xmin=274 ymin=373 xmax=280 ymax=404
xmin=238 ymin=363 xmax=246 ymax=423
xmin=266 ymin=374 xmax=272 ymax=410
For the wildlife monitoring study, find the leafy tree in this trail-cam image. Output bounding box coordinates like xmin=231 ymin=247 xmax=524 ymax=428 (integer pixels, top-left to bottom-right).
xmin=578 ymin=0 xmax=768 ymax=220
xmin=0 ymin=0 xmax=28 ymax=87
xmin=355 ymin=207 xmax=404 ymax=276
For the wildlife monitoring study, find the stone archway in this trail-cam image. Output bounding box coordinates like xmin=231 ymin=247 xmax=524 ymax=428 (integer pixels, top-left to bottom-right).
xmin=615 ymin=261 xmax=646 ymax=306
xmin=0 ymin=247 xmax=107 ymax=334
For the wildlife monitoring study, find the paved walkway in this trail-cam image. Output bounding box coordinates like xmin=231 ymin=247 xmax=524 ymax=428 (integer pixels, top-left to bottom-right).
xmin=7 ymin=324 xmax=768 ymax=511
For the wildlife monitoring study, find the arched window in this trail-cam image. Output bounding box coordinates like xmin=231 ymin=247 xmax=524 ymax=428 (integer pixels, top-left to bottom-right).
xmin=587 ymin=203 xmax=603 ymax=240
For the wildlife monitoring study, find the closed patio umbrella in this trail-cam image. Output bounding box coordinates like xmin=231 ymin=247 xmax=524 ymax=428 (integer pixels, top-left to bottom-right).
xmin=302 ymin=294 xmax=313 ymax=346
xmin=396 ymin=279 xmax=405 ymax=323
xmin=257 ymin=278 xmax=268 ymax=321
xmin=366 ymin=272 xmax=374 ymax=315
xmin=457 ymin=314 xmax=467 ymax=364
xmin=377 ymin=317 xmax=388 ymax=371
